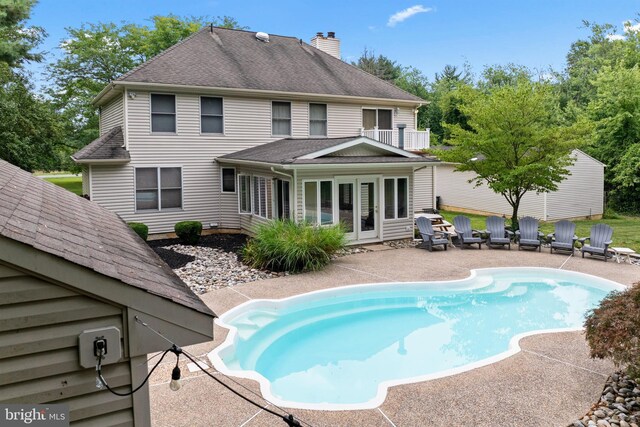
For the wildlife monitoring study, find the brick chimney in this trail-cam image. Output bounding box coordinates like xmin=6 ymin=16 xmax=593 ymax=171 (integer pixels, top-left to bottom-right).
xmin=310 ymin=31 xmax=340 ymax=59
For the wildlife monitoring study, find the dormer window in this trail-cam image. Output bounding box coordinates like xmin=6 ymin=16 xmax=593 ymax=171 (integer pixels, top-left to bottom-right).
xmin=272 ymin=101 xmax=291 ymax=136
xmin=151 ymin=94 xmax=176 ymax=133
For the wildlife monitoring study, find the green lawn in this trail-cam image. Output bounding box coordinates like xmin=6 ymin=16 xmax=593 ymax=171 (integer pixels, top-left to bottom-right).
xmin=440 ymin=210 xmax=640 ymax=252
xmin=44 ymin=176 xmax=83 ymax=196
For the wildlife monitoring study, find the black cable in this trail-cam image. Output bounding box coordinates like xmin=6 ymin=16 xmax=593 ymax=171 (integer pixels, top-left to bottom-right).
xmin=97 ymin=348 xmax=172 ymax=396
xmin=181 ymin=351 xmax=304 ymax=427
xmin=182 ymin=348 xmax=313 ymax=427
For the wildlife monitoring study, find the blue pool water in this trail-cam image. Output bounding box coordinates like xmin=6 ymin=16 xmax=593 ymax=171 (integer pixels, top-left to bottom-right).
xmin=210 ymin=268 xmax=623 ymax=409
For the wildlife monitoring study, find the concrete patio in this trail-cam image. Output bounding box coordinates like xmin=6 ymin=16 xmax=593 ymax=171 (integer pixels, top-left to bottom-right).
xmin=149 ymin=246 xmax=639 ymax=427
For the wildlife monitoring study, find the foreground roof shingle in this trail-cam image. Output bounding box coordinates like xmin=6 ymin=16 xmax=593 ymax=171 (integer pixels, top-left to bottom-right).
xmin=113 ymin=27 xmax=423 ymax=103
xmin=0 ymin=160 xmax=213 ymax=316
xmin=71 ymin=126 xmax=130 ymax=163
xmin=218 ymin=136 xmax=439 ymax=165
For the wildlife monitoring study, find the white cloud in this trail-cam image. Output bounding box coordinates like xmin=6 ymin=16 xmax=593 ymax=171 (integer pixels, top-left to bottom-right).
xmin=606 ymin=34 xmax=625 ymax=41
xmin=387 ymin=5 xmax=432 ymax=27
xmin=624 ymin=20 xmax=640 ymax=33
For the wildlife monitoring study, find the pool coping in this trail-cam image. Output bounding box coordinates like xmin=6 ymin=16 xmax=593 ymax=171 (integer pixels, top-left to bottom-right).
xmin=207 ymin=267 xmax=625 ymax=411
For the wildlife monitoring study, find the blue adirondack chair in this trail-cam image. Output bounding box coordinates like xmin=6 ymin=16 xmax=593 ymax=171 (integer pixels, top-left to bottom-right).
xmin=515 ymin=216 xmax=543 ymax=252
xmin=485 ymin=216 xmax=513 ymax=250
xmin=547 ymin=220 xmax=577 ymax=254
xmin=416 ymin=216 xmax=449 ymax=252
xmin=579 ymin=224 xmax=614 ymax=262
xmin=453 ymin=215 xmax=483 ymax=249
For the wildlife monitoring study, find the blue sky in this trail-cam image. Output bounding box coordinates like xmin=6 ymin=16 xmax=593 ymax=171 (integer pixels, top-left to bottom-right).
xmin=28 ymin=0 xmax=640 ymax=86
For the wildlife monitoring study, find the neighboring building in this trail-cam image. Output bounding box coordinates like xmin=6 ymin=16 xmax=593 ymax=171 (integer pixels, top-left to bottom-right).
xmin=0 ymin=160 xmax=215 ymax=425
xmin=436 ymin=149 xmax=605 ymax=220
xmin=72 ymin=27 xmax=434 ymax=244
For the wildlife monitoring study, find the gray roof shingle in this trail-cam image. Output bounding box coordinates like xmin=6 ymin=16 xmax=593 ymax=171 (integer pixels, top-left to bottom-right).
xmin=72 ymin=126 xmax=130 ymax=162
xmin=116 ymin=27 xmax=423 ymax=103
xmin=0 ymin=160 xmax=213 ymax=316
xmin=218 ymin=137 xmax=438 ymax=165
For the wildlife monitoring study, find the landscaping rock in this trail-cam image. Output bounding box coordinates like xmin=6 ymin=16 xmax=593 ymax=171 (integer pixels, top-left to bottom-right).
xmin=570 ymin=373 xmax=640 ymax=427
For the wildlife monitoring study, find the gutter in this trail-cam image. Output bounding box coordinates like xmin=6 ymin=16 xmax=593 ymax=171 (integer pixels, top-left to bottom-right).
xmin=72 ymin=157 xmax=131 ymax=165
xmin=94 ymin=80 xmax=424 ymax=108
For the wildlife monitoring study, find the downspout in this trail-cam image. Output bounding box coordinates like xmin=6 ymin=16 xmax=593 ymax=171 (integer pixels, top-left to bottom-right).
xmin=123 ymin=88 xmax=129 ymax=150
xmin=543 ymin=192 xmax=548 ymax=221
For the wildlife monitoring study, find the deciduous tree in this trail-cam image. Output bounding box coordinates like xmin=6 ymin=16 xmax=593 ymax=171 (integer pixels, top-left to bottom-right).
xmin=436 ymin=78 xmax=590 ymax=229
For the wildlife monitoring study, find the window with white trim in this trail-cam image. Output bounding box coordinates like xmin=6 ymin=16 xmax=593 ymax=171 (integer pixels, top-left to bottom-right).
xmin=252 ymin=176 xmax=268 ymax=218
xmin=201 ymin=96 xmax=223 ymax=133
xmin=309 ymin=103 xmax=327 ymax=136
xmin=384 ymin=177 xmax=408 ymax=219
xmin=304 ymin=180 xmax=333 ymax=225
xmin=151 ymin=94 xmax=176 ymax=133
xmin=239 ymin=175 xmax=251 ymax=213
xmin=221 ymin=168 xmax=235 ymax=193
xmin=135 ymin=167 xmax=182 ymax=211
xmin=272 ymin=101 xmax=291 ymax=136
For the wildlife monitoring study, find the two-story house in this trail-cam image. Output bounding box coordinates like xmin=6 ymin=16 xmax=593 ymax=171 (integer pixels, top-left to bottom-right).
xmin=72 ymin=27 xmax=437 ymax=244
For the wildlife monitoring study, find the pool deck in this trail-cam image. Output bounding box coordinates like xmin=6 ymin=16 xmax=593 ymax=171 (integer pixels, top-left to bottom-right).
xmin=149 ymin=247 xmax=639 ymax=427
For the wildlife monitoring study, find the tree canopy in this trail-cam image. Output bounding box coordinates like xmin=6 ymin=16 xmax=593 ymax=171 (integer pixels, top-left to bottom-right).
xmin=436 ymin=76 xmax=591 ymax=228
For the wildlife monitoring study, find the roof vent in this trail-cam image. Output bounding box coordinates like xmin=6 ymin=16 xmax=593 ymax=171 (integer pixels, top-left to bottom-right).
xmin=256 ymin=32 xmax=270 ymax=43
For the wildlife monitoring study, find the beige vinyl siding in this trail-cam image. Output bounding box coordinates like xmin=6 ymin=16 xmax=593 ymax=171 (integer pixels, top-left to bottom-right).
xmin=545 ymin=151 xmax=604 ymax=220
xmin=89 ymin=90 xmax=421 ymax=233
xmin=436 ymin=150 xmax=604 ymax=220
xmin=292 ymin=101 xmax=309 ymax=137
xmin=395 ymin=107 xmax=416 ymax=130
xmin=0 ymin=263 xmax=134 ymax=425
xmin=100 ymin=95 xmax=124 ymax=136
xmin=327 ymin=103 xmax=362 ymax=137
xmin=413 ymin=166 xmax=435 ymax=212
xmin=437 ymin=164 xmax=545 ymax=219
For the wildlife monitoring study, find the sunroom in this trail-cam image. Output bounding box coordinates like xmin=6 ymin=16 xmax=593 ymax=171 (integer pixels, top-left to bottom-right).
xmin=216 ymin=136 xmax=438 ymax=244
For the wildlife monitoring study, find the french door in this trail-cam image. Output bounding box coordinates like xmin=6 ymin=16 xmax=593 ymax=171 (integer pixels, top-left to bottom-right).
xmin=337 ymin=177 xmax=379 ymax=242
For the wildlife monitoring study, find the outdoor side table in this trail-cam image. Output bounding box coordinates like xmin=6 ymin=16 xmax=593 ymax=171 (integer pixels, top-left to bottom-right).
xmin=608 ymin=247 xmax=637 ymax=264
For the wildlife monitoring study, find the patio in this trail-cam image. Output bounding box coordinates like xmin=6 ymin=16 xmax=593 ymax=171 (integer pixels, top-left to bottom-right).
xmin=149 ymin=246 xmax=638 ymax=427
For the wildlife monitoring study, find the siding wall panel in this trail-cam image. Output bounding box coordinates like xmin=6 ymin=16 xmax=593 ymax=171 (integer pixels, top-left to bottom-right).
xmin=436 ymin=151 xmax=604 ymax=220
xmin=0 ymin=266 xmax=133 ymax=424
xmin=100 ymin=96 xmax=124 ymax=136
xmin=91 ymin=90 xmax=421 ymax=233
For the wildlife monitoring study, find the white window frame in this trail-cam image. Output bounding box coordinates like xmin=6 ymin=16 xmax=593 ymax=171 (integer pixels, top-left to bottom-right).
xmin=200 ymin=95 xmax=224 ymax=135
xmin=134 ymin=166 xmax=183 ymax=213
xmin=383 ymin=176 xmax=409 ymax=220
xmin=308 ymin=102 xmax=328 ymax=137
xmin=271 ymin=100 xmax=292 ymax=137
xmin=221 ymin=167 xmax=236 ymax=193
xmin=150 ymin=93 xmax=177 ymax=134
xmin=238 ymin=174 xmax=251 ymax=214
xmin=302 ymin=179 xmax=334 ymax=226
xmin=252 ymin=176 xmax=269 ymax=218
xmin=361 ymin=107 xmax=395 ymax=130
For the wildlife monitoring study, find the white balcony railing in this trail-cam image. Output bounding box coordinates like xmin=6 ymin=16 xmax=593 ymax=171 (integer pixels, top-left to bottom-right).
xmin=360 ymin=127 xmax=430 ymax=151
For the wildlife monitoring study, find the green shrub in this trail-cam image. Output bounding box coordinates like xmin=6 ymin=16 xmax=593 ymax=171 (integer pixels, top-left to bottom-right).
xmin=585 ymin=282 xmax=640 ymax=377
xmin=174 ymin=221 xmax=203 ymax=245
xmin=128 ymin=222 xmax=148 ymax=241
xmin=242 ymin=220 xmax=346 ymax=273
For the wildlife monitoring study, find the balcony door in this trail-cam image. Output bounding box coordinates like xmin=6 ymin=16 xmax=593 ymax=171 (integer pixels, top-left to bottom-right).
xmin=362 ymin=108 xmax=392 ymax=130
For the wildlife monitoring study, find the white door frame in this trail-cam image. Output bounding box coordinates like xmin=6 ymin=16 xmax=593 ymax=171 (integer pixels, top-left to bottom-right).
xmin=334 ymin=174 xmax=382 ymax=243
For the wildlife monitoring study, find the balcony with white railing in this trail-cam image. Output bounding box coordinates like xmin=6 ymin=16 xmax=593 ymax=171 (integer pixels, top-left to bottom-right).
xmin=360 ymin=127 xmax=430 ymax=151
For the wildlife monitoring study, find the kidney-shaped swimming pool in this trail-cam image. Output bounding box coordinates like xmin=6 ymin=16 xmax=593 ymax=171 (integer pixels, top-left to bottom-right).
xmin=209 ymin=268 xmax=623 ymax=410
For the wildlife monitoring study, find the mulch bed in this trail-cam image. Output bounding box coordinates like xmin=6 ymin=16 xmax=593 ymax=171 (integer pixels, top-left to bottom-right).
xmin=149 ymin=233 xmax=249 ymax=269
